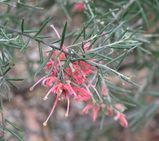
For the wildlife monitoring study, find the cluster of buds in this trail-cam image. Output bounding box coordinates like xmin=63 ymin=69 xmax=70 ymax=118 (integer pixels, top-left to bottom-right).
xmin=30 ymin=24 xmax=128 ymax=128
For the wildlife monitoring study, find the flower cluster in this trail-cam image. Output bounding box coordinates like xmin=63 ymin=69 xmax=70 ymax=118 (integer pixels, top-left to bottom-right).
xmin=30 ymin=25 xmax=128 ymax=128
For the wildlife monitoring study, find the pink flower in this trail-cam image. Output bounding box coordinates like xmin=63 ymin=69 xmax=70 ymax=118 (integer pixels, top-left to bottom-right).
xmin=52 ymin=51 xmax=66 ymax=60
xmin=46 ymin=59 xmax=53 ymax=70
xmin=79 ymin=61 xmax=95 ymax=75
xmin=115 ymin=104 xmax=126 ymax=112
xmin=82 ymin=103 xmax=93 ymax=114
xmin=63 ymin=82 xmax=77 ymax=97
xmin=106 ymin=106 xmax=113 ymax=116
xmin=42 ymin=76 xmax=57 ymax=87
xmin=43 ymin=82 xmax=77 ymax=125
xmin=46 ymin=59 xmax=59 ymax=76
xmin=73 ymin=2 xmax=85 ymax=12
xmin=115 ymin=112 xmax=128 ymax=128
xmin=51 ymin=82 xmax=63 ymax=95
xmin=84 ymin=41 xmax=91 ymax=51
xmin=82 ymin=103 xmax=99 ymax=121
xmin=65 ymin=61 xmax=95 ymax=85
xmin=74 ymin=87 xmax=92 ymax=102
xmin=92 ymin=106 xmax=99 ymax=121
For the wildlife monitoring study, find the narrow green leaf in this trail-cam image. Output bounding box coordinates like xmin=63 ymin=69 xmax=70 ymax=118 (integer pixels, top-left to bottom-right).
xmin=38 ymin=43 xmax=43 ymax=63
xmin=137 ymin=46 xmax=152 ymax=55
xmin=135 ymin=0 xmax=149 ymax=26
xmin=115 ymin=52 xmax=128 ymax=70
xmin=5 ymin=127 xmax=24 ymax=141
xmin=6 ymin=78 xmax=24 ymax=81
xmin=3 ymin=66 xmax=11 ymax=75
xmin=21 ymin=19 xmax=24 ymax=34
xmin=144 ymin=91 xmax=159 ymax=96
xmin=5 ymin=119 xmax=23 ymax=132
xmin=60 ymin=22 xmax=67 ymax=48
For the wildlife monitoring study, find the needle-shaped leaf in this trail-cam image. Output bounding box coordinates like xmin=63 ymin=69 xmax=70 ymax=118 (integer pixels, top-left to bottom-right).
xmin=4 ymin=127 xmax=24 ymax=141
xmin=21 ymin=19 xmax=24 ymax=34
xmin=6 ymin=78 xmax=24 ymax=81
xmin=60 ymin=22 xmax=67 ymax=48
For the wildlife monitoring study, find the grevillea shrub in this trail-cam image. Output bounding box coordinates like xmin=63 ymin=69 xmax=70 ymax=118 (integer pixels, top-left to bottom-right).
xmin=1 ymin=1 xmax=159 ymax=140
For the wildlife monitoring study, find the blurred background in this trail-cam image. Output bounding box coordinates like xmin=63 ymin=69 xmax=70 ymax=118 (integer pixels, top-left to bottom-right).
xmin=0 ymin=0 xmax=159 ymax=141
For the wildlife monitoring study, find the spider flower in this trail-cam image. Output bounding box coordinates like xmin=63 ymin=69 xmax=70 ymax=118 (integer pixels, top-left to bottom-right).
xmin=30 ymin=24 xmax=128 ymax=128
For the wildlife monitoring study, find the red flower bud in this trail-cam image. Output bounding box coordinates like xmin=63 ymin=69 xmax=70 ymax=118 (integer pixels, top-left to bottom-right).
xmin=73 ymin=2 xmax=85 ymax=12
